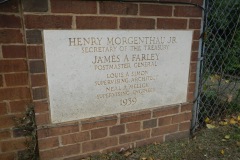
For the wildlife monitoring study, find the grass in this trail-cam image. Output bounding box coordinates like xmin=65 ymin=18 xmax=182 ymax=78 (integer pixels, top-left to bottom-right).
xmin=86 ymin=125 xmax=240 ymax=160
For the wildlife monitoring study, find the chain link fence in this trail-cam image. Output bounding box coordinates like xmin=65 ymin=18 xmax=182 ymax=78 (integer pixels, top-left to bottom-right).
xmin=193 ymin=0 xmax=240 ymax=129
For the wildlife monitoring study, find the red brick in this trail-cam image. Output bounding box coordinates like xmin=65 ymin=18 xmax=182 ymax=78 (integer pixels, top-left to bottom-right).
xmin=191 ymin=51 xmax=198 ymax=61
xmin=136 ymin=136 xmax=163 ymax=147
xmin=140 ymin=4 xmax=172 ymax=16
xmin=51 ymin=0 xmax=97 ymax=14
xmin=153 ymin=105 xmax=179 ymax=117
xmin=0 ymin=130 xmax=11 ymax=139
xmin=38 ymin=137 xmax=59 ymax=150
xmin=82 ymin=137 xmax=118 ymax=153
xmin=0 ymin=87 xmax=30 ymax=101
xmin=0 ymin=14 xmax=21 ymax=28
xmin=37 ymin=125 xmax=79 ymax=138
xmin=0 ymin=75 xmax=3 ymax=87
xmin=27 ymin=46 xmax=43 ymax=59
xmin=191 ymin=0 xmax=204 ymax=6
xmin=189 ymin=72 xmax=196 ymax=82
xmin=126 ymin=122 xmax=140 ymax=133
xmin=100 ymin=2 xmax=138 ymax=15
xmin=25 ymin=15 xmax=72 ymax=29
xmin=29 ymin=60 xmax=45 ymax=73
xmin=0 ymin=59 xmax=27 ymax=73
xmin=193 ymin=30 xmax=200 ymax=40
xmin=34 ymin=101 xmax=49 ymax=113
xmin=110 ymin=124 xmax=125 ymax=136
xmin=188 ymin=82 xmax=196 ymax=92
xmin=61 ymin=131 xmax=90 ymax=145
xmin=26 ymin=30 xmax=42 ymax=44
xmin=175 ymin=6 xmax=202 ymax=17
xmin=119 ymin=130 xmax=150 ymax=144
xmin=91 ymin=127 xmax=107 ymax=139
xmin=190 ymin=62 xmax=197 ymax=72
xmin=158 ymin=116 xmax=172 ymax=126
xmin=2 ymin=45 xmax=26 ymax=58
xmin=32 ymin=87 xmax=47 ymax=100
xmin=192 ymin=40 xmax=199 ymax=51
xmin=190 ymin=51 xmax=197 ymax=62
xmin=0 ymin=115 xmax=15 ymax=129
xmin=143 ymin=119 xmax=157 ymax=129
xmin=76 ymin=16 xmax=117 ymax=29
xmin=0 ymin=138 xmax=26 ymax=152
xmin=0 ymin=102 xmax=8 ymax=115
xmin=165 ymin=130 xmax=190 ymax=141
xmin=181 ymin=103 xmax=193 ymax=112
xmin=31 ymin=74 xmax=46 ymax=87
xmin=81 ymin=115 xmax=117 ymax=130
xmin=22 ymin=0 xmax=48 ymax=12
xmin=120 ymin=110 xmax=151 ymax=123
xmin=0 ymin=152 xmax=16 ymax=160
xmin=157 ymin=18 xmax=187 ymax=29
xmin=5 ymin=73 xmax=28 ymax=86
xmin=9 ymin=100 xmax=30 ymax=113
xmin=35 ymin=113 xmax=50 ymax=125
xmin=0 ymin=0 xmax=19 ymax=13
xmin=189 ymin=19 xmax=201 ymax=29
xmin=179 ymin=121 xmax=191 ymax=131
xmin=120 ymin=18 xmax=155 ymax=29
xmin=152 ymin=124 xmax=178 ymax=137
xmin=187 ymin=92 xmax=194 ymax=102
xmin=172 ymin=112 xmax=192 ymax=124
xmin=0 ymin=29 xmax=23 ymax=43
xmin=40 ymin=144 xmax=80 ymax=159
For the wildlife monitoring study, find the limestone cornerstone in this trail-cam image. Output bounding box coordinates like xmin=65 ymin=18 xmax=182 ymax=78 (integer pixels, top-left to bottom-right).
xmin=44 ymin=30 xmax=193 ymax=123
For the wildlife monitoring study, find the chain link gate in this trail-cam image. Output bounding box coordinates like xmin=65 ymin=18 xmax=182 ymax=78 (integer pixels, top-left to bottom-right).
xmin=192 ymin=0 xmax=240 ymax=130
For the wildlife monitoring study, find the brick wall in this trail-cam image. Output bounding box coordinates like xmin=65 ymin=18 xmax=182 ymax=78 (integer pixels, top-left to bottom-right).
xmin=0 ymin=0 xmax=203 ymax=159
xmin=0 ymin=0 xmax=30 ymax=159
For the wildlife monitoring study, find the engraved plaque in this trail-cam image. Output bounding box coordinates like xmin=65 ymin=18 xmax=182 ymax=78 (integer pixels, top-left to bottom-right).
xmin=43 ymin=30 xmax=193 ymax=123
